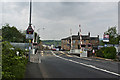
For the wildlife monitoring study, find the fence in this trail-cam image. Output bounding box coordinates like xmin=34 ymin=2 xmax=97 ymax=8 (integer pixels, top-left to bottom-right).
xmin=10 ymin=42 xmax=32 ymax=50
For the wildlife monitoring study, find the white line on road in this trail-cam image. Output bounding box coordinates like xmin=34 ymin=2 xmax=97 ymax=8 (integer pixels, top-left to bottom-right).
xmin=51 ymin=51 xmax=120 ymax=77
xmin=60 ymin=51 xmax=92 ymax=60
xmin=74 ymin=56 xmax=92 ymax=60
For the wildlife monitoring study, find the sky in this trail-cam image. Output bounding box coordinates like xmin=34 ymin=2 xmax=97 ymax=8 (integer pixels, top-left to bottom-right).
xmin=0 ymin=0 xmax=119 ymax=40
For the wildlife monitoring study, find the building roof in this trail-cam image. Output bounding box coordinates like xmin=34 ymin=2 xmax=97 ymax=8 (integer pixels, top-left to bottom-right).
xmin=61 ymin=35 xmax=90 ymax=40
xmin=90 ymin=37 xmax=99 ymax=40
xmin=61 ymin=33 xmax=99 ymax=40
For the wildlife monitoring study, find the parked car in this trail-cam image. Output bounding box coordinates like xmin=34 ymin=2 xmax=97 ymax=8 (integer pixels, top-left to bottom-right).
xmin=52 ymin=48 xmax=56 ymax=51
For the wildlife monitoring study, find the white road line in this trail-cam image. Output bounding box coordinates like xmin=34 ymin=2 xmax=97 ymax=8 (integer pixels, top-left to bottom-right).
xmin=96 ymin=60 xmax=100 ymax=61
xmin=51 ymin=51 xmax=120 ymax=77
xmin=39 ymin=58 xmax=41 ymax=63
xmin=66 ymin=54 xmax=73 ymax=57
xmin=74 ymin=55 xmax=92 ymax=61
xmin=60 ymin=51 xmax=92 ymax=60
xmin=59 ymin=51 xmax=65 ymax=54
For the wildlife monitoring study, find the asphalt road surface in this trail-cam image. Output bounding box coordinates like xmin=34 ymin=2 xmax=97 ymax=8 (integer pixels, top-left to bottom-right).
xmin=25 ymin=50 xmax=120 ymax=79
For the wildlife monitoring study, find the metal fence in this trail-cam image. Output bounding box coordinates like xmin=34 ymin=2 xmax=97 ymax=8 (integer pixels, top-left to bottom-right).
xmin=10 ymin=42 xmax=32 ymax=50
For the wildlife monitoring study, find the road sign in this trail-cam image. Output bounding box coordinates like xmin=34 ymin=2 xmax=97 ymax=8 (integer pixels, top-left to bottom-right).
xmin=26 ymin=25 xmax=34 ymax=39
xmin=26 ymin=34 xmax=34 ymax=39
xmin=26 ymin=25 xmax=34 ymax=34
xmin=103 ymin=34 xmax=109 ymax=42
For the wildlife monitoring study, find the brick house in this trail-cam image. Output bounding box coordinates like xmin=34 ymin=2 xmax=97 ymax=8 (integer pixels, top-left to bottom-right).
xmin=61 ymin=32 xmax=99 ymax=52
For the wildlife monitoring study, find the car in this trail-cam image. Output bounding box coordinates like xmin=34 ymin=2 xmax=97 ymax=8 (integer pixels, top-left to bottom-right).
xmin=52 ymin=48 xmax=56 ymax=51
xmin=56 ymin=48 xmax=59 ymax=51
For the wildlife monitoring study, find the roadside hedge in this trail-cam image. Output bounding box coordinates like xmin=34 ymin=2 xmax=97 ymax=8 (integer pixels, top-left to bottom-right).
xmin=96 ymin=47 xmax=116 ymax=59
xmin=2 ymin=41 xmax=28 ymax=80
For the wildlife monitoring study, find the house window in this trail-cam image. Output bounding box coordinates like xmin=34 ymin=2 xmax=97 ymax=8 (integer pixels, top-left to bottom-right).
xmin=88 ymin=44 xmax=92 ymax=47
xmin=73 ymin=45 xmax=75 ymax=49
xmin=78 ymin=45 xmax=80 ymax=49
xmin=84 ymin=40 xmax=86 ymax=43
xmin=73 ymin=40 xmax=75 ymax=44
xmin=81 ymin=44 xmax=86 ymax=47
xmin=78 ymin=40 xmax=80 ymax=43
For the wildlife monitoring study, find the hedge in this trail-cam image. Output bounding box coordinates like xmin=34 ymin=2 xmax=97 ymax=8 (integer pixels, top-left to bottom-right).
xmin=96 ymin=47 xmax=116 ymax=59
xmin=2 ymin=41 xmax=28 ymax=80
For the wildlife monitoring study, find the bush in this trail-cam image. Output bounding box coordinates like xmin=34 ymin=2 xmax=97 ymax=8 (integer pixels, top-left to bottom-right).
xmin=2 ymin=41 xmax=28 ymax=80
xmin=96 ymin=47 xmax=116 ymax=59
xmin=103 ymin=47 xmax=116 ymax=59
xmin=96 ymin=48 xmax=104 ymax=57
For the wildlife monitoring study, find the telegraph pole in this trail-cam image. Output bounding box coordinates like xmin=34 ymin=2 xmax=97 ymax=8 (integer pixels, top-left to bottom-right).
xmin=79 ymin=24 xmax=83 ymax=57
xmin=29 ymin=0 xmax=32 ymax=61
xmin=29 ymin=0 xmax=32 ymax=27
xmin=29 ymin=0 xmax=32 ymax=62
xmin=79 ymin=24 xmax=82 ymax=49
xmin=70 ymin=28 xmax=72 ymax=50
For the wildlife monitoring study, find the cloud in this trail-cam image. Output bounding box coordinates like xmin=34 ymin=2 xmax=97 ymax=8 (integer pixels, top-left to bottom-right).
xmin=1 ymin=2 xmax=118 ymax=40
xmin=1 ymin=0 xmax=119 ymax=2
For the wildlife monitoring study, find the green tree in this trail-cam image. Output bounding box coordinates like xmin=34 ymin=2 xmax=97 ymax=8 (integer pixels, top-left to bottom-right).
xmin=2 ymin=24 xmax=28 ymax=43
xmin=104 ymin=26 xmax=119 ymax=44
xmin=2 ymin=41 xmax=28 ymax=79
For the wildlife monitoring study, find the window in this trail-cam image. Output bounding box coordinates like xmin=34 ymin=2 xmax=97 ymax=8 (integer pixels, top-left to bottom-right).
xmin=81 ymin=44 xmax=86 ymax=47
xmin=84 ymin=40 xmax=86 ymax=43
xmin=73 ymin=40 xmax=75 ymax=44
xmin=88 ymin=44 xmax=92 ymax=47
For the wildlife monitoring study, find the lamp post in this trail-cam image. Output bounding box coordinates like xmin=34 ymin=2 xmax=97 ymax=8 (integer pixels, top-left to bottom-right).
xmin=36 ymin=27 xmax=45 ymax=41
xmin=26 ymin=0 xmax=34 ymax=61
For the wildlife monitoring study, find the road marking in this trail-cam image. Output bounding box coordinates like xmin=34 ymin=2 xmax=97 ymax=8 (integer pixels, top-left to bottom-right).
xmin=51 ymin=51 xmax=120 ymax=77
xmin=73 ymin=55 xmax=92 ymax=61
xmin=96 ymin=60 xmax=100 ymax=61
xmin=41 ymin=53 xmax=43 ymax=55
xmin=38 ymin=58 xmax=41 ymax=63
xmin=60 ymin=51 xmax=73 ymax=57
xmin=60 ymin=51 xmax=65 ymax=54
xmin=82 ymin=58 xmax=92 ymax=61
xmin=66 ymin=54 xmax=73 ymax=57
xmin=60 ymin=51 xmax=92 ymax=60
xmin=41 ymin=51 xmax=44 ymax=56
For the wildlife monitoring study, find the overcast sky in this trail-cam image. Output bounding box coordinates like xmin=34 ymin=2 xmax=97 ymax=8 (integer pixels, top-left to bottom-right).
xmin=0 ymin=0 xmax=119 ymax=40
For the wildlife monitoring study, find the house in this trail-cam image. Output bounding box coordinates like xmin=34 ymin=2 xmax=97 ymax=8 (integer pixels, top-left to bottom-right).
xmin=61 ymin=32 xmax=99 ymax=52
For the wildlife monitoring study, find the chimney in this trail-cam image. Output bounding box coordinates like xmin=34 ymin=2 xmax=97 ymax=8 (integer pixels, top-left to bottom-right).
xmin=97 ymin=35 xmax=99 ymax=38
xmin=88 ymin=32 xmax=90 ymax=36
xmin=78 ymin=32 xmax=80 ymax=36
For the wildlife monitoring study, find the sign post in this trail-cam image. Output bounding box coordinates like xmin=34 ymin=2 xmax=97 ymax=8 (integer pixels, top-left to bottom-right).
xmin=103 ymin=34 xmax=109 ymax=47
xmin=26 ymin=25 xmax=34 ymax=62
xmin=26 ymin=0 xmax=34 ymax=62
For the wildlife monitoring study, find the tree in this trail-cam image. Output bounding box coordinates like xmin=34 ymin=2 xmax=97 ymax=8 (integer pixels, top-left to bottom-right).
xmin=96 ymin=47 xmax=116 ymax=59
xmin=2 ymin=41 xmax=28 ymax=79
xmin=2 ymin=24 xmax=28 ymax=43
xmin=104 ymin=26 xmax=119 ymax=44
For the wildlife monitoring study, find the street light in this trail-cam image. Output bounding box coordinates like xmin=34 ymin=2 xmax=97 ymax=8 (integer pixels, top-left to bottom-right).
xmin=36 ymin=27 xmax=45 ymax=40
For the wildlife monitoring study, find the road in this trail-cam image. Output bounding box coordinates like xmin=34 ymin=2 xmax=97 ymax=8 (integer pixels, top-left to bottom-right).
xmin=25 ymin=50 xmax=120 ymax=79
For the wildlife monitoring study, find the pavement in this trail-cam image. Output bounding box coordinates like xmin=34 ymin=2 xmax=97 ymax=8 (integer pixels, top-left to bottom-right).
xmin=24 ymin=50 xmax=120 ymax=79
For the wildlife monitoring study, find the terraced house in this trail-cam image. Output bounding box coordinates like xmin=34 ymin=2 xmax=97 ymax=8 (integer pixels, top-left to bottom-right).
xmin=61 ymin=32 xmax=99 ymax=52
